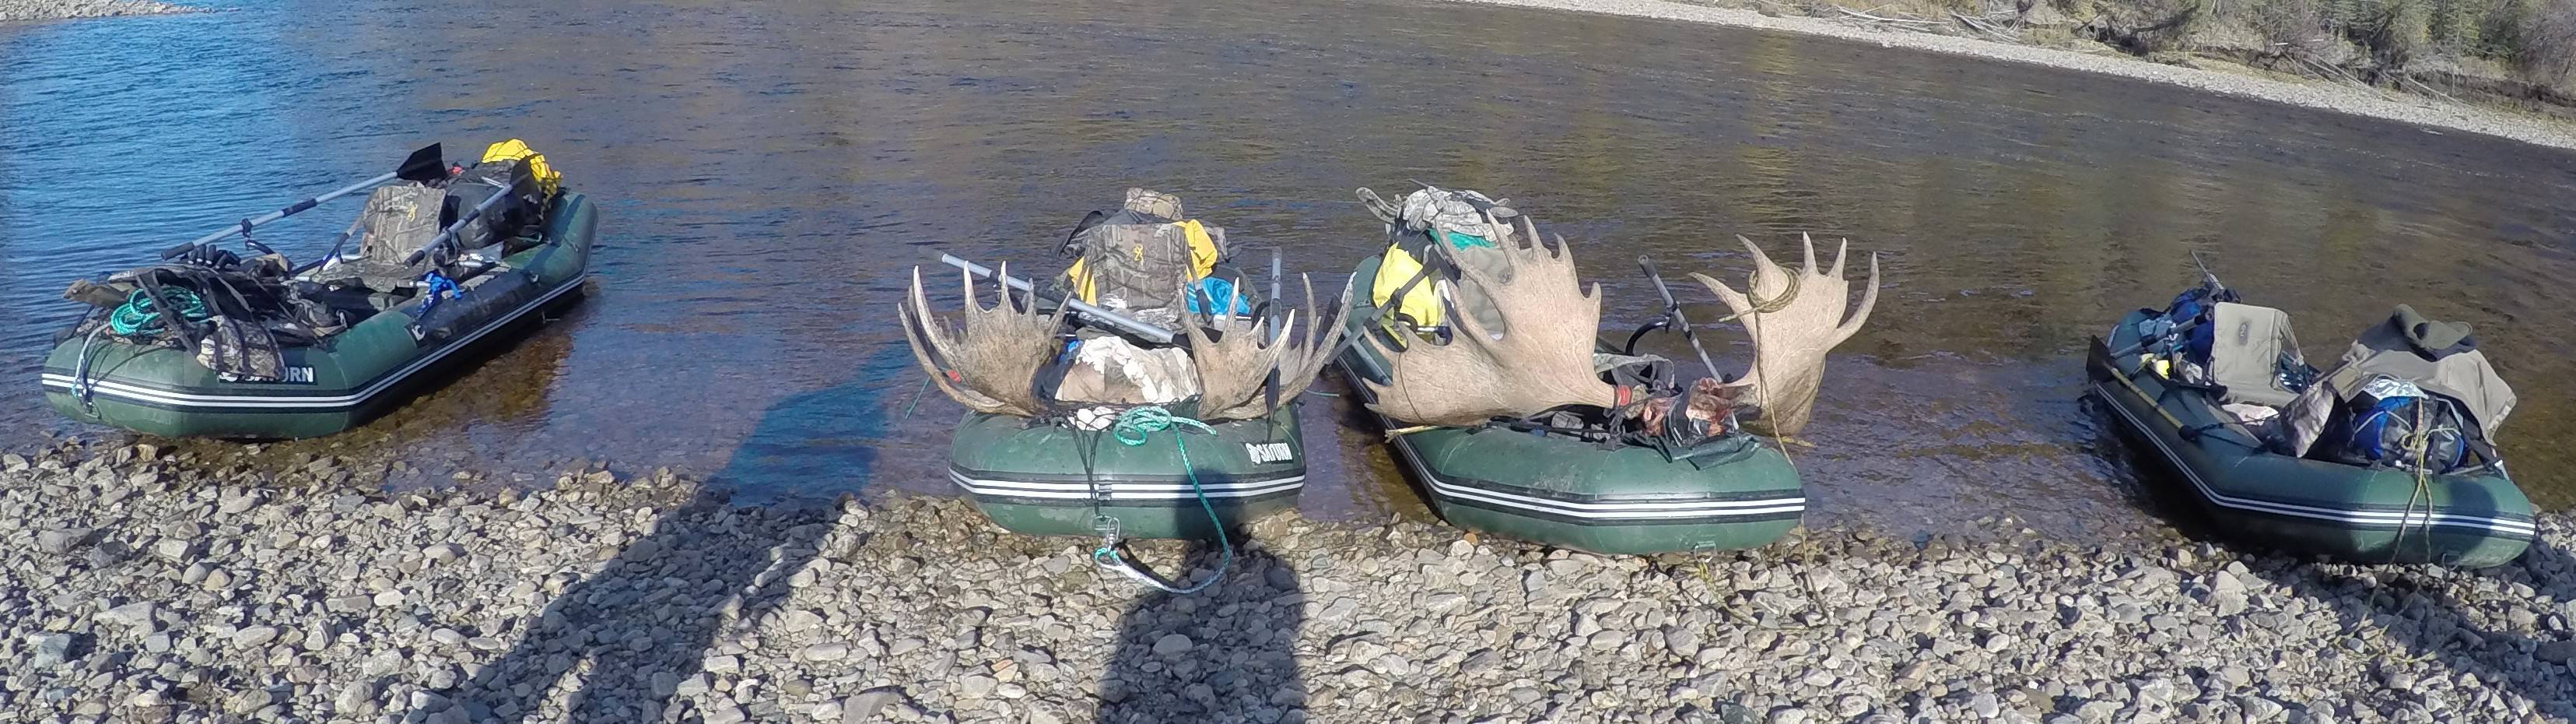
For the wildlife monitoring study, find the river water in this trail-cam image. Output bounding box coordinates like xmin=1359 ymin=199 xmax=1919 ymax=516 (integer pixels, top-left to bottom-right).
xmin=5 ymin=0 xmax=2575 ymax=542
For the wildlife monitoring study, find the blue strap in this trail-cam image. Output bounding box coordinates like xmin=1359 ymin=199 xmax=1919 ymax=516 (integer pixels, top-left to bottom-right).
xmin=1092 ymin=406 xmax=1232 ymax=595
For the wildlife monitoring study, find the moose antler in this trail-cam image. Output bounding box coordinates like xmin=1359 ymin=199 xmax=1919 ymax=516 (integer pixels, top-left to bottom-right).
xmin=1186 ymin=275 xmax=1346 ymax=422
xmin=1362 ymin=216 xmax=1617 ymax=426
xmin=899 ymin=264 xmax=1067 ymax=417
xmin=1691 ymin=234 xmax=1878 ymax=438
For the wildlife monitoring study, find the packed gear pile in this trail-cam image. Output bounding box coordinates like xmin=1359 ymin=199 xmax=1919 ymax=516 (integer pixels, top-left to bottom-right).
xmin=2129 ymin=279 xmax=2512 ymax=476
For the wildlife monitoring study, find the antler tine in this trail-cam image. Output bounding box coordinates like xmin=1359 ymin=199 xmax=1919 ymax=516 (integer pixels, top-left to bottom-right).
xmin=1737 ymin=234 xmax=1789 ymax=297
xmin=912 ymin=266 xmax=962 ymax=364
xmin=1274 ymin=272 xmax=1346 ymax=398
xmin=1691 ymin=271 xmax=1754 ymax=323
xmin=1298 ymin=272 xmax=1327 ymax=349
xmin=1835 ymin=251 xmax=1882 ymax=343
xmin=1800 ymin=233 xmax=1819 ymax=276
xmin=1828 ymin=237 xmax=1850 ymax=279
xmin=959 ymin=263 xmax=986 ymax=315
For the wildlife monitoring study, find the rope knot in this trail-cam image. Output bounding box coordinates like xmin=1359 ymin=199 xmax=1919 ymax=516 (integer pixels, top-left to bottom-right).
xmin=1111 ymin=406 xmax=1213 ymax=446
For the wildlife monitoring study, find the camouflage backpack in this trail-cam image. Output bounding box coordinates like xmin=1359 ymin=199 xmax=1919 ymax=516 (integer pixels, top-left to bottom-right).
xmin=1064 ymin=189 xmax=1225 ymax=316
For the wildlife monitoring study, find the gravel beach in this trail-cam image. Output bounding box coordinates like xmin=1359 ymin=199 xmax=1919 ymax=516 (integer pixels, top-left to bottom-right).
xmin=0 ymin=0 xmax=195 ymax=23
xmin=5 ymin=441 xmax=2575 ymax=723
xmin=1438 ymin=0 xmax=2576 ymax=152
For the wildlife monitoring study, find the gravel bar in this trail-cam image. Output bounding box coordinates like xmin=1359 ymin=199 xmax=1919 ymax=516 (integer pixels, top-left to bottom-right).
xmin=0 ymin=0 xmax=196 ymax=23
xmin=3 ymin=441 xmax=2574 ymax=722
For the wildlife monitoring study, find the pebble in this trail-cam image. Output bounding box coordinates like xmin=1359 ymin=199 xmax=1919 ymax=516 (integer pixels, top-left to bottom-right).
xmin=28 ymin=632 xmax=77 ymax=668
xmin=843 ymin=687 xmax=906 ymax=722
xmin=37 ymin=528 xmax=88 ymax=554
xmin=232 ymin=625 xmax=280 ymax=648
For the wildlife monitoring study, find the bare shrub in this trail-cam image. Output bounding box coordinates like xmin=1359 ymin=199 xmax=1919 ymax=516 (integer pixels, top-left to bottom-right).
xmin=2087 ymin=0 xmax=2210 ymax=51
xmin=2515 ymin=0 xmax=2576 ymax=85
xmin=2246 ymin=0 xmax=2339 ymax=52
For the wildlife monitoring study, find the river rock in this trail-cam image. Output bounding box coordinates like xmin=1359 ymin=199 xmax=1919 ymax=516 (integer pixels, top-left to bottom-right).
xmin=37 ymin=528 xmax=89 ymax=554
xmin=217 ymin=490 xmax=265 ymax=515
xmin=96 ymin=601 xmax=157 ymax=631
xmin=2538 ymin=640 xmax=2576 ymax=665
xmin=232 ymin=625 xmax=280 ymax=648
xmin=842 ymin=687 xmax=906 ymax=722
xmin=28 ymin=632 xmax=78 ymax=669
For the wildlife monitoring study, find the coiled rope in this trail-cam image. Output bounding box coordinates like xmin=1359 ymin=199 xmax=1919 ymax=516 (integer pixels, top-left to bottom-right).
xmin=1092 ymin=406 xmax=1233 ymax=595
xmin=1714 ymin=270 xmax=1800 ymax=323
xmin=107 ymin=288 xmax=209 ymax=336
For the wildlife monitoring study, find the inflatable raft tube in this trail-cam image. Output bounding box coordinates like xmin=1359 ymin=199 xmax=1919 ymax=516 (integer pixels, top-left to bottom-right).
xmin=947 ymin=404 xmax=1306 ymax=540
xmin=41 ymin=192 xmax=597 ymax=439
xmin=1334 ymin=255 xmax=1805 ymax=555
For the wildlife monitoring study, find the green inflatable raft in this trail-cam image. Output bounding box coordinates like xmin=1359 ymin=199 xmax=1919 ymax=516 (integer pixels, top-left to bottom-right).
xmin=1335 ymin=255 xmax=1805 ymax=556
xmin=2090 ymin=305 xmax=2533 ymax=567
xmin=909 ymin=249 xmax=1316 ymax=542
xmin=948 ymin=404 xmax=1306 ymax=539
xmin=43 ymin=166 xmax=594 ymax=440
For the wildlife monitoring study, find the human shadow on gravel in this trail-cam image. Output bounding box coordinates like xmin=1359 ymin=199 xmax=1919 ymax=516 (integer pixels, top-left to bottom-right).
xmin=1098 ymin=536 xmax=1307 ymax=724
xmin=464 ymin=395 xmax=859 ymax=722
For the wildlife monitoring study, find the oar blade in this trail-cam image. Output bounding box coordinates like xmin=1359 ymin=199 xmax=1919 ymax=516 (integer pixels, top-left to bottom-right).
xmin=396 ymin=143 xmax=446 ymax=182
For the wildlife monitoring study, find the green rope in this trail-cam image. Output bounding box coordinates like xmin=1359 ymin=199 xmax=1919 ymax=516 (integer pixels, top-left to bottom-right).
xmin=1093 ymin=406 xmax=1232 ymax=595
xmin=107 ymin=288 xmax=209 ymax=336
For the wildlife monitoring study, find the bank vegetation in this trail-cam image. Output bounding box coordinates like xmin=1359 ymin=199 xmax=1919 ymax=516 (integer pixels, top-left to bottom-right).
xmin=1698 ymin=0 xmax=2576 ymax=115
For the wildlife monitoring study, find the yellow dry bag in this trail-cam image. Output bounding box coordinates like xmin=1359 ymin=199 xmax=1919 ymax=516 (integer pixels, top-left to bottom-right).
xmin=480 ymin=139 xmax=562 ymax=197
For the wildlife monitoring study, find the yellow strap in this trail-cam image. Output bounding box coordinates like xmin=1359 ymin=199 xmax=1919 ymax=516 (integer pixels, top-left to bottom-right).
xmin=1371 ymin=244 xmax=1442 ymax=329
xmin=1064 ymin=258 xmax=1098 ymax=304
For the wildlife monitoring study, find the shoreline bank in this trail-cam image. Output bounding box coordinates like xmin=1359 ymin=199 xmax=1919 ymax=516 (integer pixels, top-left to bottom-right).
xmin=3 ymin=442 xmax=2574 ymax=722
xmin=1439 ymin=0 xmax=2576 ymax=152
xmin=0 ymin=0 xmax=198 ymax=23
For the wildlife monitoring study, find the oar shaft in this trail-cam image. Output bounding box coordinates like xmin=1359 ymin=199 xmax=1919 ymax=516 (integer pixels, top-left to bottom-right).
xmin=1639 ymin=255 xmax=1726 ymax=382
xmin=938 ymin=254 xmax=1175 ymax=344
xmin=166 ymin=171 xmax=399 ymax=258
xmin=404 ymin=180 xmax=518 ymax=265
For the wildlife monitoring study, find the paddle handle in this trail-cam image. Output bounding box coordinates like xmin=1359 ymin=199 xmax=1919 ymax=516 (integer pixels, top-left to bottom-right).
xmin=160 ymin=144 xmax=446 ymax=260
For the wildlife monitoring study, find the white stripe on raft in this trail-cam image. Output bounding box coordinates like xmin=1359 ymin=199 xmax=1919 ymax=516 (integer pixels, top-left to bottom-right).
xmin=1383 ymin=422 xmax=1806 ymax=522
xmin=949 ymin=471 xmax=1306 ymax=501
xmin=41 ymin=274 xmax=586 ymax=411
xmin=2092 ymin=381 xmax=2536 ymax=536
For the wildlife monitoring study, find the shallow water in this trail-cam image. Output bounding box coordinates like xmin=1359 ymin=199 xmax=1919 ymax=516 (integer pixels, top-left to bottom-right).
xmin=5 ymin=0 xmax=2575 ymax=542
